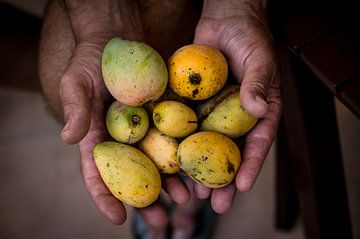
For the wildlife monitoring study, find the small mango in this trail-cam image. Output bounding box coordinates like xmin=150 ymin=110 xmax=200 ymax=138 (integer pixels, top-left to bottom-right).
xmin=153 ymin=100 xmax=197 ymax=138
xmin=177 ymin=131 xmax=241 ymax=188
xmin=168 ymin=44 xmax=228 ymax=100
xmin=198 ymin=85 xmax=258 ymax=138
xmin=139 ymin=127 xmax=180 ymax=174
xmin=94 ymin=141 xmax=161 ymax=208
xmin=106 ymin=101 xmax=149 ymax=144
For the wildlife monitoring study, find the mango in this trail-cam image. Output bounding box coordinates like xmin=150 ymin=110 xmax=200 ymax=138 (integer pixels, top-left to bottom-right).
xmin=106 ymin=101 xmax=149 ymax=144
xmin=198 ymin=85 xmax=258 ymax=138
xmin=102 ymin=38 xmax=168 ymax=106
xmin=143 ymin=88 xmax=189 ymax=116
xmin=93 ymin=141 xmax=161 ymax=208
xmin=168 ymin=44 xmax=228 ymax=100
xmin=177 ymin=131 xmax=241 ymax=188
xmin=153 ymin=100 xmax=197 ymax=138
xmin=139 ymin=127 xmax=180 ymax=174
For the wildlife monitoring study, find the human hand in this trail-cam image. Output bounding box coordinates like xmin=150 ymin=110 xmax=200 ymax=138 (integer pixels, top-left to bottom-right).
xmin=39 ymin=0 xmax=190 ymax=229
xmin=191 ymin=0 xmax=282 ymax=213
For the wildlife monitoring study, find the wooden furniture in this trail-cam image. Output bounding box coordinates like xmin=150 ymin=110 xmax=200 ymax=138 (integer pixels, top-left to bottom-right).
xmin=272 ymin=0 xmax=358 ymax=238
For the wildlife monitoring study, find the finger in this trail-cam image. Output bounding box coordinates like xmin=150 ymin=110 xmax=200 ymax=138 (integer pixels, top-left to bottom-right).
xmin=194 ymin=183 xmax=212 ymax=199
xmin=162 ymin=174 xmax=191 ymax=204
xmin=236 ymin=85 xmax=281 ymax=192
xmin=138 ymin=201 xmax=168 ymax=228
xmin=79 ymin=130 xmax=127 ymax=225
xmin=238 ymin=41 xmax=277 ymax=118
xmin=59 ymin=63 xmax=92 ymax=144
xmin=211 ymin=183 xmax=237 ymax=214
xmin=193 ymin=19 xmax=219 ymax=47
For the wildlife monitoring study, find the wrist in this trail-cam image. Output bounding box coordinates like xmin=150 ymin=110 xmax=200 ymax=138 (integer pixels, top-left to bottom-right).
xmin=64 ymin=0 xmax=144 ymax=43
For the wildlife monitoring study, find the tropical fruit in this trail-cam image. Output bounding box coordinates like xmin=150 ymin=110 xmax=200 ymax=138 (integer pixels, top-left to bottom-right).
xmin=102 ymin=38 xmax=168 ymax=106
xmin=168 ymin=44 xmax=228 ymax=100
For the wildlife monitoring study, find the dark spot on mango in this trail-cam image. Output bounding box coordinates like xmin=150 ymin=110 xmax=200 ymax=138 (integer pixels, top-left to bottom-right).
xmin=189 ymin=73 xmax=201 ymax=85
xmin=107 ymin=163 xmax=110 ymax=167
xmin=192 ymin=89 xmax=199 ymax=98
xmin=154 ymin=113 xmax=161 ymax=124
xmin=226 ymin=159 xmax=235 ymax=174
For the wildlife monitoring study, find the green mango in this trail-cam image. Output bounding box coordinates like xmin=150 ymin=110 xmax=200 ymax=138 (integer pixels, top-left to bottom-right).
xmin=102 ymin=38 xmax=168 ymax=106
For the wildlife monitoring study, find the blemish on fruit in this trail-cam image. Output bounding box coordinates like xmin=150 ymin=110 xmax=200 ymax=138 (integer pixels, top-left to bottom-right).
xmin=192 ymin=89 xmax=199 ymax=98
xmin=226 ymin=159 xmax=235 ymax=174
xmin=189 ymin=73 xmax=201 ymax=85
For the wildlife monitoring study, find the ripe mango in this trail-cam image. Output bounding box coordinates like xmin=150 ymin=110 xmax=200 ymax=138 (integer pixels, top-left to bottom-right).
xmin=139 ymin=127 xmax=180 ymax=174
xmin=143 ymin=88 xmax=189 ymax=116
xmin=153 ymin=100 xmax=197 ymax=138
xmin=106 ymin=101 xmax=149 ymax=144
xmin=168 ymin=44 xmax=228 ymax=100
xmin=177 ymin=131 xmax=241 ymax=188
xmin=102 ymin=38 xmax=168 ymax=106
xmin=93 ymin=141 xmax=161 ymax=208
xmin=198 ymin=85 xmax=258 ymax=138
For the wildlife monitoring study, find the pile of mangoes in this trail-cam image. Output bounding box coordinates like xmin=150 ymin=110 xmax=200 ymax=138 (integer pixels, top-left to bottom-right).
xmin=93 ymin=38 xmax=257 ymax=208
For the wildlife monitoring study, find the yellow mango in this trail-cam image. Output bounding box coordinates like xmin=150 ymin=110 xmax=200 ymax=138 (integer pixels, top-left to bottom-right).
xmin=177 ymin=131 xmax=241 ymax=188
xmin=139 ymin=127 xmax=180 ymax=174
xmin=198 ymin=85 xmax=258 ymax=138
xmin=168 ymin=44 xmax=228 ymax=100
xmin=93 ymin=141 xmax=161 ymax=208
xmin=153 ymin=100 xmax=197 ymax=138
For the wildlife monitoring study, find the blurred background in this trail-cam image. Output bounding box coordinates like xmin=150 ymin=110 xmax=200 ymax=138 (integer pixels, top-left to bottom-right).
xmin=0 ymin=0 xmax=359 ymax=238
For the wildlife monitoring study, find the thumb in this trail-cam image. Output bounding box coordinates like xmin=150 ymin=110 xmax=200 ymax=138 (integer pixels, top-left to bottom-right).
xmin=238 ymin=46 xmax=277 ymax=118
xmin=59 ymin=50 xmax=95 ymax=144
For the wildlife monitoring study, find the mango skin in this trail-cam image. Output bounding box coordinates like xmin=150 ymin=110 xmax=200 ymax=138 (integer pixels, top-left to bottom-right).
xmin=198 ymin=85 xmax=258 ymax=138
xmin=106 ymin=101 xmax=149 ymax=144
xmin=177 ymin=131 xmax=241 ymax=188
xmin=139 ymin=127 xmax=180 ymax=174
xmin=143 ymin=88 xmax=189 ymax=116
xmin=93 ymin=141 xmax=161 ymax=208
xmin=102 ymin=38 xmax=168 ymax=106
xmin=168 ymin=44 xmax=228 ymax=100
xmin=153 ymin=100 xmax=197 ymax=138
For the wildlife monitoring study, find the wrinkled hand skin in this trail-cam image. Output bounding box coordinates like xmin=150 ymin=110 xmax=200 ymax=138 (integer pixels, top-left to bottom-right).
xmin=192 ymin=0 xmax=282 ymax=214
xmin=39 ymin=0 xmax=281 ymax=237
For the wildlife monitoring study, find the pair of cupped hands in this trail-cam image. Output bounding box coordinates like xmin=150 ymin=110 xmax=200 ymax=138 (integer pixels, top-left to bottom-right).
xmin=57 ymin=0 xmax=281 ymax=229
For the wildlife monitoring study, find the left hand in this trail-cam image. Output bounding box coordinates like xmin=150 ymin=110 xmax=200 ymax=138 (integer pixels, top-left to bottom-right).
xmin=192 ymin=0 xmax=282 ymax=213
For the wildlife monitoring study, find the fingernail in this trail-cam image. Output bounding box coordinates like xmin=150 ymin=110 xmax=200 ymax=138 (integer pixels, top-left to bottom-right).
xmin=255 ymin=95 xmax=267 ymax=105
xmin=173 ymin=229 xmax=192 ymax=239
xmin=61 ymin=120 xmax=71 ymax=137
